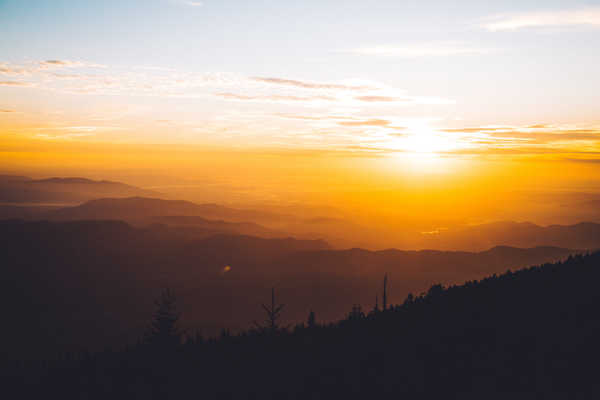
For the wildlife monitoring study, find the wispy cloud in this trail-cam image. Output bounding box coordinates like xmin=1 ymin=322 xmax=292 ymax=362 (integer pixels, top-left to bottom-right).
xmin=172 ymin=0 xmax=203 ymax=7
xmin=0 ymin=59 xmax=455 ymax=106
xmin=0 ymin=60 xmax=105 ymax=77
xmin=564 ymin=158 xmax=600 ymax=164
xmin=346 ymin=43 xmax=490 ymax=58
xmin=0 ymin=65 xmax=27 ymax=75
xmin=251 ymin=77 xmax=374 ymax=91
xmin=482 ymin=7 xmax=600 ymax=31
xmin=39 ymin=59 xmax=106 ymax=69
xmin=0 ymin=81 xmax=34 ymax=87
xmin=35 ymin=132 xmax=96 ymax=140
xmin=338 ymin=119 xmax=391 ymax=127
xmin=436 ymin=124 xmax=600 ymax=157
xmin=214 ymin=92 xmax=336 ymax=103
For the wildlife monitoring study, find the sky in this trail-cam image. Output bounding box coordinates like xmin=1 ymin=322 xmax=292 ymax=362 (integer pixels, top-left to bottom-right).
xmin=1 ymin=0 xmax=600 ymax=216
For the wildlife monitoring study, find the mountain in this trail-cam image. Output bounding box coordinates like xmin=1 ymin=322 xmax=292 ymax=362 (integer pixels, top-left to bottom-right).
xmin=0 ymin=175 xmax=159 ymax=204
xmin=0 ymin=219 xmax=576 ymax=359
xmin=45 ymin=196 xmax=287 ymax=223
xmin=148 ymin=215 xmax=285 ymax=238
xmin=0 ymin=204 xmax=63 ymax=219
xmin=31 ymin=177 xmax=125 ymax=185
xmin=419 ymin=220 xmax=600 ymax=251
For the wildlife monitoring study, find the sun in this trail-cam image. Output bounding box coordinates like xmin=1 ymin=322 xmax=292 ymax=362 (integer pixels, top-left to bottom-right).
xmin=381 ymin=125 xmax=463 ymax=173
xmin=384 ymin=124 xmax=459 ymax=154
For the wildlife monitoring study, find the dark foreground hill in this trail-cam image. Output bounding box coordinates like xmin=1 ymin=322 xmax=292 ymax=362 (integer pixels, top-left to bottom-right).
xmin=6 ymin=252 xmax=600 ymax=399
xmin=0 ymin=220 xmax=575 ymax=360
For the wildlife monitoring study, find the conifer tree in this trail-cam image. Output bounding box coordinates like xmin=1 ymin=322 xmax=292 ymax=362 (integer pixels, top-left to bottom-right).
xmin=145 ymin=288 xmax=181 ymax=347
xmin=307 ymin=310 xmax=316 ymax=328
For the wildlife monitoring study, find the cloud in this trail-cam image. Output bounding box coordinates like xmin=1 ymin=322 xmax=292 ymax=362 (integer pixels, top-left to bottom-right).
xmin=354 ymin=95 xmax=403 ymax=103
xmin=41 ymin=60 xmax=75 ymax=66
xmin=172 ymin=0 xmax=203 ymax=6
xmin=338 ymin=119 xmax=391 ymax=127
xmin=441 ymin=126 xmax=514 ymax=133
xmin=564 ymin=158 xmax=600 ymax=164
xmin=355 ymin=95 xmax=453 ymax=105
xmin=442 ymin=125 xmax=600 ymax=145
xmin=0 ymin=109 xmax=15 ymax=113
xmin=39 ymin=60 xmax=106 ymax=69
xmin=250 ymin=76 xmax=373 ymax=91
xmin=0 ymin=59 xmax=453 ymax=108
xmin=482 ymin=7 xmax=600 ymax=31
xmin=487 ymin=129 xmax=600 ymax=143
xmin=348 ymin=43 xmax=489 ymax=57
xmin=214 ymin=92 xmax=336 ymax=103
xmin=0 ymin=65 xmax=28 ymax=75
xmin=432 ymin=124 xmax=600 ymax=157
xmin=0 ymin=81 xmax=33 ymax=86
xmin=35 ymin=132 xmax=96 ymax=140
xmin=1 ymin=60 xmax=105 ymax=77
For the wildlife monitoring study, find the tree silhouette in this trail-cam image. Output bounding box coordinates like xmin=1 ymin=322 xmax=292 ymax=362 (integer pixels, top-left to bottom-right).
xmin=11 ymin=251 xmax=600 ymax=399
xmin=254 ymin=287 xmax=285 ymax=332
xmin=144 ymin=288 xmax=181 ymax=347
xmin=307 ymin=310 xmax=316 ymax=328
xmin=382 ymin=273 xmax=388 ymax=311
xmin=348 ymin=304 xmax=364 ymax=320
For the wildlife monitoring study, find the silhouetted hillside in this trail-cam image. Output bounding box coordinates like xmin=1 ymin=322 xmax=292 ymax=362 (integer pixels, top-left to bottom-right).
xmin=31 ymin=177 xmax=125 ymax=185
xmin=419 ymin=220 xmax=600 ymax=251
xmin=0 ymin=175 xmax=158 ymax=204
xmin=0 ymin=220 xmax=576 ymax=360
xmin=148 ymin=215 xmax=285 ymax=238
xmin=7 ymin=252 xmax=600 ymax=399
xmin=44 ymin=196 xmax=287 ymax=223
xmin=0 ymin=204 xmax=62 ymax=219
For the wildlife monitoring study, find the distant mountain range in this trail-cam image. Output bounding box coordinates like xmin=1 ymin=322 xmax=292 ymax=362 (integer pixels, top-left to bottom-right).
xmin=44 ymin=196 xmax=288 ymax=224
xmin=2 ymin=194 xmax=600 ymax=251
xmin=1 ymin=219 xmax=578 ymax=358
xmin=42 ymin=197 xmax=600 ymax=251
xmin=418 ymin=220 xmax=600 ymax=251
xmin=0 ymin=175 xmax=159 ymax=204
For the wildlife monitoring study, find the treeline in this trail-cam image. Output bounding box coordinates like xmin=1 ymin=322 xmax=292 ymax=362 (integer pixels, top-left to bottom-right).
xmin=4 ymin=252 xmax=600 ymax=399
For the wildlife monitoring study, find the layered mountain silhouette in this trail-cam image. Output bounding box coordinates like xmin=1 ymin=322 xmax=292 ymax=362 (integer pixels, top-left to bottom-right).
xmin=419 ymin=220 xmax=600 ymax=251
xmin=1 ymin=219 xmax=576 ymax=359
xmin=5 ymin=195 xmax=599 ymax=251
xmin=0 ymin=175 xmax=158 ymax=204
xmin=43 ymin=196 xmax=287 ymax=223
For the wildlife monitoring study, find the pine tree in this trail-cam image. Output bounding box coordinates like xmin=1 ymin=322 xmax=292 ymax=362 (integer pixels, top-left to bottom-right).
xmin=348 ymin=304 xmax=364 ymax=320
xmin=145 ymin=288 xmax=181 ymax=347
xmin=307 ymin=310 xmax=316 ymax=328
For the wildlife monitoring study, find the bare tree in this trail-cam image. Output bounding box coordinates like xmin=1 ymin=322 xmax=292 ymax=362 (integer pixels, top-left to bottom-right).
xmin=254 ymin=288 xmax=285 ymax=333
xmin=383 ymin=273 xmax=388 ymax=311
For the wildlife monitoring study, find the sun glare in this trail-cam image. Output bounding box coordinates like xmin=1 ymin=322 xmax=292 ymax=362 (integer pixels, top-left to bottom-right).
xmin=379 ymin=125 xmax=464 ymax=173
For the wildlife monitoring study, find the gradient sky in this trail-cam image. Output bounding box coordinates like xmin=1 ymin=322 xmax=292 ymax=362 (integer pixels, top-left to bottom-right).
xmin=1 ymin=0 xmax=600 ymax=201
